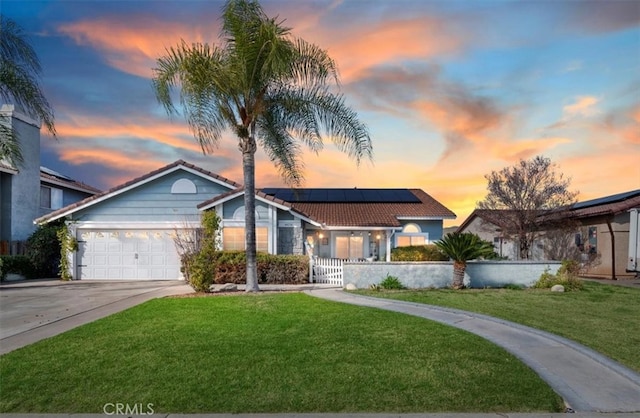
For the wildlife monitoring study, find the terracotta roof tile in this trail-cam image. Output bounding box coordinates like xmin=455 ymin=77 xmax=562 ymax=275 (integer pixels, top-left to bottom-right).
xmin=286 ymin=189 xmax=455 ymax=227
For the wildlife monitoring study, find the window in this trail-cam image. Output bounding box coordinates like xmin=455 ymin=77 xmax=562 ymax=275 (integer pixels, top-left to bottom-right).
xmin=395 ymin=223 xmax=428 ymax=247
xmin=335 ymin=235 xmax=364 ymax=259
xmin=40 ymin=186 xmax=62 ymax=209
xmin=587 ymin=226 xmax=597 ymax=254
xmin=223 ymin=227 xmax=268 ymax=252
xmin=396 ymin=235 xmax=426 ymax=246
xmin=171 ymin=178 xmax=196 ymax=194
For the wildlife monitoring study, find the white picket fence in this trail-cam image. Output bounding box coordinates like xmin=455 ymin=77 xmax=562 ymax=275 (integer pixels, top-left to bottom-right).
xmin=311 ymin=257 xmax=370 ymax=286
xmin=311 ymin=257 xmax=344 ymax=285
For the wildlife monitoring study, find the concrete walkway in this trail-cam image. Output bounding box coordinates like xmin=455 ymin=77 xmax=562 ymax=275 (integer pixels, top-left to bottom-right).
xmin=306 ymin=288 xmax=640 ymax=413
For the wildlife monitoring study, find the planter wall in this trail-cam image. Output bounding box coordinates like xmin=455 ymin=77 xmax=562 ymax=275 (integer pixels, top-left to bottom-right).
xmin=343 ymin=260 xmax=562 ymax=289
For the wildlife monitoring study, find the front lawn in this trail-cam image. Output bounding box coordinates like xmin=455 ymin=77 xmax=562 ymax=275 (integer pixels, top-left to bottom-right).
xmin=357 ymin=281 xmax=640 ymax=372
xmin=0 ymin=293 xmax=562 ymax=413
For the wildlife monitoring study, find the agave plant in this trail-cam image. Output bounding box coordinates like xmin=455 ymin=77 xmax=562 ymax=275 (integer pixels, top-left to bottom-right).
xmin=435 ymin=232 xmax=495 ymax=289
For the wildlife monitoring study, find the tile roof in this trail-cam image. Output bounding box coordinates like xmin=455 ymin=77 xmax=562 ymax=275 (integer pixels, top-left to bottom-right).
xmin=35 ymin=160 xmax=240 ymax=224
xmin=284 ymin=189 xmax=455 ymax=227
xmin=568 ymin=190 xmax=640 ymax=219
xmin=458 ymin=190 xmax=640 ymax=231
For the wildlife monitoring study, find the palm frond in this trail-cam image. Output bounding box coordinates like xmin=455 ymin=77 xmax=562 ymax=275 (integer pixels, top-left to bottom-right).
xmin=0 ymin=15 xmax=56 ymax=139
xmin=0 ymin=122 xmax=23 ymax=167
xmin=256 ymin=107 xmax=304 ymax=185
xmin=152 ymin=41 xmax=235 ymax=153
xmin=435 ymin=233 xmax=495 ymax=263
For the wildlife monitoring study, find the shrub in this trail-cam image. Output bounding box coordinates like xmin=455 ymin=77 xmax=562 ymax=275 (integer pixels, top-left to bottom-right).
xmin=379 ymin=274 xmax=405 ymax=290
xmin=0 ymin=255 xmax=37 ymax=280
xmin=390 ymin=245 xmax=448 ymax=261
xmin=26 ymin=219 xmax=64 ymax=278
xmin=533 ymin=260 xmax=583 ymax=291
xmin=213 ymin=251 xmax=308 ymax=284
xmin=187 ymin=211 xmax=220 ymax=292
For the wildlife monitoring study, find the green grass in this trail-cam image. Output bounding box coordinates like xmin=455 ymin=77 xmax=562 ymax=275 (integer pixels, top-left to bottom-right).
xmin=357 ymin=281 xmax=640 ymax=372
xmin=0 ymin=293 xmax=562 ymax=413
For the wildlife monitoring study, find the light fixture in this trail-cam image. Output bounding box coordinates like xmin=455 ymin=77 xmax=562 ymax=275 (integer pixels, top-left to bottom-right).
xmin=319 ymin=233 xmax=324 ymax=239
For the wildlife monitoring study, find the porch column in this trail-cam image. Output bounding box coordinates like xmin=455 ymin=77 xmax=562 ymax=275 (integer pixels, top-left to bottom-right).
xmin=386 ymin=230 xmax=392 ymax=262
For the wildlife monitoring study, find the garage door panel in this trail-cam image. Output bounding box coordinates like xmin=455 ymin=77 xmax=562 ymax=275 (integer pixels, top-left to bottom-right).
xmin=78 ymin=229 xmax=182 ymax=280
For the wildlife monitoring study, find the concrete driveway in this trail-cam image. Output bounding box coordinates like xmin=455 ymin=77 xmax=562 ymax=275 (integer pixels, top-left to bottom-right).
xmin=0 ymin=279 xmax=192 ymax=355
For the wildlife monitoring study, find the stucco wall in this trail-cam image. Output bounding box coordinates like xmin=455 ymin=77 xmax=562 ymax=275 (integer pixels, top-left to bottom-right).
xmin=8 ymin=114 xmax=40 ymax=241
xmin=343 ymin=260 xmax=562 ymax=289
xmin=72 ymin=170 xmax=231 ymax=223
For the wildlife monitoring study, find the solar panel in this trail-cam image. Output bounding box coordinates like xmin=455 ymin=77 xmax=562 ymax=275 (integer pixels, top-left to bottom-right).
xmin=573 ymin=190 xmax=640 ymax=209
xmin=261 ymin=188 xmax=421 ymax=203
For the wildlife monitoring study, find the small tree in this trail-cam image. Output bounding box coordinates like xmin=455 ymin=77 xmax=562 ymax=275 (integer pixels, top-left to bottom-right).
xmin=435 ymin=232 xmax=495 ymax=289
xmin=477 ymin=155 xmax=578 ymax=259
xmin=175 ymin=211 xmax=221 ymax=292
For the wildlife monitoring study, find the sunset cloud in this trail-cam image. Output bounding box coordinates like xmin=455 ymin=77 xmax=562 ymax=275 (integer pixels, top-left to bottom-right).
xmin=58 ymin=17 xmax=218 ymax=78
xmin=4 ymin=0 xmax=635 ymax=230
xmin=563 ymin=96 xmax=600 ymax=118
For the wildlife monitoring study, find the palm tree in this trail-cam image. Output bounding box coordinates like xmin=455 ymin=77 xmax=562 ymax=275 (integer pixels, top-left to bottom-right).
xmin=0 ymin=15 xmax=56 ymax=166
xmin=152 ymin=0 xmax=372 ymax=292
xmin=435 ymin=232 xmax=495 ymax=289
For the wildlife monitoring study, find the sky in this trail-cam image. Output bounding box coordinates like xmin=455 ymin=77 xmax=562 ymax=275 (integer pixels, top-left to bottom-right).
xmin=3 ymin=0 xmax=639 ymax=226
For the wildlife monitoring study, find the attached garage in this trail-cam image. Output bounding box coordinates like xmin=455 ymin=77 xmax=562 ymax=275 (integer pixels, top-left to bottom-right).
xmin=77 ymin=229 xmax=181 ymax=280
xmin=33 ymin=160 xmax=241 ymax=281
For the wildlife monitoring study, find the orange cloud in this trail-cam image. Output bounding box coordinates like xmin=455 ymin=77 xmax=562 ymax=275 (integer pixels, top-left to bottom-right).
xmin=58 ymin=17 xmax=218 ymax=78
xmin=57 ymin=11 xmax=466 ymax=85
xmin=563 ymin=95 xmax=600 ymax=117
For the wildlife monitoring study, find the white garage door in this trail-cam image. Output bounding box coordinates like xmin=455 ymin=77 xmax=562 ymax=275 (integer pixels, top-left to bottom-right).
xmin=77 ymin=230 xmax=182 ymax=280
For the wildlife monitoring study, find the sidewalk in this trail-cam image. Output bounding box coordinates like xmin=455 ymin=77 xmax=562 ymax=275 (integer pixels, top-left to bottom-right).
xmin=306 ymin=288 xmax=640 ymax=413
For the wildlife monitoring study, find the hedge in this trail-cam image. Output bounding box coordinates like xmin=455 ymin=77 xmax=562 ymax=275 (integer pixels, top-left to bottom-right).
xmin=0 ymin=255 xmax=37 ymax=280
xmin=390 ymin=245 xmax=448 ymax=261
xmin=215 ymin=251 xmax=309 ymax=284
xmin=181 ymin=251 xmax=309 ymax=286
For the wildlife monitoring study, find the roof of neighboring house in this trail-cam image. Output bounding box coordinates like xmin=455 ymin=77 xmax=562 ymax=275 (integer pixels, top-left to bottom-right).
xmin=456 ymin=209 xmax=520 ymax=232
xmin=0 ymin=160 xmax=17 ymax=174
xmin=201 ymin=187 xmax=456 ymax=228
xmin=35 ymin=160 xmax=241 ymax=224
xmin=458 ymin=189 xmax=640 ymax=231
xmin=568 ymin=189 xmax=640 ymax=219
xmin=40 ymin=166 xmax=102 ymax=195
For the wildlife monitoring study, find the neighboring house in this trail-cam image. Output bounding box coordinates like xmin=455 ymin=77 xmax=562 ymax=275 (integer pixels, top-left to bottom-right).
xmin=0 ymin=105 xmax=99 ymax=253
xmin=35 ymin=160 xmax=456 ymax=280
xmin=457 ymin=190 xmax=640 ymax=279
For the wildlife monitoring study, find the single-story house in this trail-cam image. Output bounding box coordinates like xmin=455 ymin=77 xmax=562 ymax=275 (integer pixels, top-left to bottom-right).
xmin=457 ymin=190 xmax=640 ymax=279
xmin=35 ymin=160 xmax=456 ymax=280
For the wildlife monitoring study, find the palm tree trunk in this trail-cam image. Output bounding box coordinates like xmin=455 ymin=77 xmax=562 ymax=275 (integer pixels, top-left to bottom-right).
xmin=452 ymin=260 xmax=466 ymax=289
xmin=241 ymin=137 xmax=260 ymax=292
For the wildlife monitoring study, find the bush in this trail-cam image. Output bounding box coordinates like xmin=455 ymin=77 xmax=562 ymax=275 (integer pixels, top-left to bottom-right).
xmin=213 ymin=251 xmax=308 ymax=284
xmin=533 ymin=260 xmax=583 ymax=291
xmin=391 ymin=245 xmax=448 ymax=261
xmin=26 ymin=219 xmax=64 ymax=278
xmin=379 ymin=274 xmax=405 ymax=289
xmin=0 ymin=255 xmax=37 ymax=280
xmin=186 ymin=211 xmax=220 ymax=292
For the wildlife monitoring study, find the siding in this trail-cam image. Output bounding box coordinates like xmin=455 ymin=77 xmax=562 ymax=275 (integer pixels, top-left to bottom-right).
xmin=71 ymin=170 xmax=231 ymax=222
xmin=222 ymin=195 xmax=269 ymax=220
